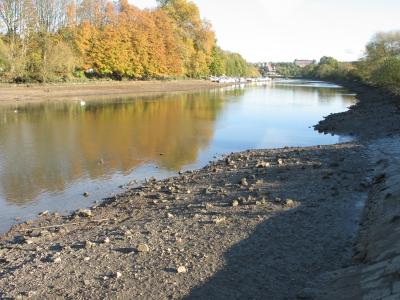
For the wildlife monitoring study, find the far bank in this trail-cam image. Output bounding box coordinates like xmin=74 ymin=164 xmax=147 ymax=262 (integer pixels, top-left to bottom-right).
xmin=0 ymin=80 xmax=228 ymax=105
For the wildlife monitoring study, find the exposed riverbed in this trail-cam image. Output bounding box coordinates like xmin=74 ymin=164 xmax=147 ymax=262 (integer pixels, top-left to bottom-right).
xmin=1 ymin=80 xmax=400 ymax=299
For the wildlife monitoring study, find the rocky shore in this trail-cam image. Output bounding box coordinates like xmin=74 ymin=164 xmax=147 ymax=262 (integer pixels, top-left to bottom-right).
xmin=0 ymin=81 xmax=399 ymax=299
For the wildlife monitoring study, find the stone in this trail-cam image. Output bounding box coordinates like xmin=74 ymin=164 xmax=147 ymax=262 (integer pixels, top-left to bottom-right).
xmin=124 ymin=230 xmax=133 ymax=236
xmin=25 ymin=238 xmax=35 ymax=245
xmin=256 ymin=161 xmax=270 ymax=168
xmin=53 ymin=257 xmax=62 ymax=263
xmin=177 ymin=266 xmax=187 ymax=274
xmin=205 ymin=203 xmax=213 ymax=210
xmin=256 ymin=198 xmax=267 ymax=206
xmin=213 ymin=217 xmax=226 ymax=224
xmin=277 ymin=158 xmax=284 ymax=165
xmin=102 ymin=237 xmax=111 ymax=244
xmin=240 ymin=178 xmax=248 ymax=186
xmin=285 ymin=199 xmax=295 ymax=207
xmin=167 ymin=213 xmax=174 ymax=219
xmin=137 ymin=243 xmax=150 ymax=253
xmin=83 ymin=280 xmax=91 ymax=286
xmin=85 ymin=240 xmax=95 ymax=249
xmin=231 ymin=200 xmax=239 ymax=207
xmin=76 ymin=209 xmax=92 ymax=218
xmin=116 ymin=272 xmax=123 ymax=279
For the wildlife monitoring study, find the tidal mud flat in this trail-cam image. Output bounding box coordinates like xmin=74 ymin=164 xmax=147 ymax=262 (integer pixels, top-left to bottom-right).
xmin=0 ymin=82 xmax=399 ymax=299
xmin=0 ymin=80 xmax=226 ymax=104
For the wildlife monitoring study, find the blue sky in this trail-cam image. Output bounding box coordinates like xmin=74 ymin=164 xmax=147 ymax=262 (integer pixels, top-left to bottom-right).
xmin=130 ymin=0 xmax=400 ymax=63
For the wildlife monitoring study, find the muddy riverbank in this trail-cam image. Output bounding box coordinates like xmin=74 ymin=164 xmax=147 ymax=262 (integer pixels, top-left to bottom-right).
xmin=0 ymin=80 xmax=226 ymax=105
xmin=0 ymin=81 xmax=399 ymax=299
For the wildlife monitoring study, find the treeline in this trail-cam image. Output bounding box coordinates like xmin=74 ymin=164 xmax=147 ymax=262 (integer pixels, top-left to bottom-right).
xmin=303 ymin=31 xmax=400 ymax=93
xmin=0 ymin=0 xmax=258 ymax=82
xmin=274 ymin=62 xmax=302 ymax=78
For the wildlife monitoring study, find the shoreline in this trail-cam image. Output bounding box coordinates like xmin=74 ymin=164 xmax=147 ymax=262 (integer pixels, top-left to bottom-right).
xmin=0 ymin=81 xmax=400 ymax=298
xmin=0 ymin=80 xmax=228 ymax=105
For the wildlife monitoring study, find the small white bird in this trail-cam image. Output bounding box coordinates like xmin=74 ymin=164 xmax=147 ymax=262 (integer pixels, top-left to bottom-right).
xmin=80 ymin=100 xmax=86 ymax=106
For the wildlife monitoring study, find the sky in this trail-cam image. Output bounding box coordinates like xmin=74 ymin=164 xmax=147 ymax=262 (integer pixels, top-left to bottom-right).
xmin=129 ymin=0 xmax=400 ymax=63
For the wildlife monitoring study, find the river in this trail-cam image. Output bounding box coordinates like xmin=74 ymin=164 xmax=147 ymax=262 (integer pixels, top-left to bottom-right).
xmin=0 ymin=80 xmax=356 ymax=233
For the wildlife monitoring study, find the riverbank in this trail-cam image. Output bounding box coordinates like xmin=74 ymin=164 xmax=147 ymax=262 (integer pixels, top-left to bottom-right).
xmin=0 ymin=80 xmax=226 ymax=105
xmin=0 ymin=81 xmax=399 ymax=299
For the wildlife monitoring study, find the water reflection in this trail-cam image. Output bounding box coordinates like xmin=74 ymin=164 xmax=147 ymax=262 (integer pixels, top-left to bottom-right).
xmin=0 ymin=80 xmax=355 ymax=233
xmin=0 ymin=91 xmax=229 ymax=204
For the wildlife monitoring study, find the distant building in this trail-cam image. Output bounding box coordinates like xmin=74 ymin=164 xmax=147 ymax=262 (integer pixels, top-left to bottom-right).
xmin=255 ymin=62 xmax=276 ymax=76
xmin=294 ymin=59 xmax=316 ymax=68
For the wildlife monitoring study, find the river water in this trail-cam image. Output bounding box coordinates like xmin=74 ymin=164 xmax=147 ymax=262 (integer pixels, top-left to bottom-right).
xmin=0 ymin=80 xmax=356 ymax=233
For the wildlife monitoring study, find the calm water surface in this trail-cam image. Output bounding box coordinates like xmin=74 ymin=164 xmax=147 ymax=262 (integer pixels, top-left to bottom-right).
xmin=0 ymin=80 xmax=356 ymax=232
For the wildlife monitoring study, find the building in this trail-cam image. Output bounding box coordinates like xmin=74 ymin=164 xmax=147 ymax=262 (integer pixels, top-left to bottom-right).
xmin=294 ymin=59 xmax=316 ymax=68
xmin=255 ymin=62 xmax=276 ymax=76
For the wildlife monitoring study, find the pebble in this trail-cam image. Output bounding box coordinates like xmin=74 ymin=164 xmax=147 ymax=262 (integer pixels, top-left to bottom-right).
xmin=102 ymin=237 xmax=110 ymax=244
xmin=213 ymin=217 xmax=226 ymax=224
xmin=83 ymin=279 xmax=91 ymax=286
xmin=256 ymin=199 xmax=267 ymax=206
xmin=76 ymin=209 xmax=92 ymax=218
xmin=177 ymin=266 xmax=187 ymax=274
xmin=25 ymin=238 xmax=35 ymax=245
xmin=256 ymin=161 xmax=270 ymax=168
xmin=240 ymin=178 xmax=248 ymax=186
xmin=137 ymin=243 xmax=150 ymax=253
xmin=85 ymin=240 xmax=95 ymax=248
xmin=285 ymin=199 xmax=295 ymax=207
xmin=231 ymin=200 xmax=239 ymax=207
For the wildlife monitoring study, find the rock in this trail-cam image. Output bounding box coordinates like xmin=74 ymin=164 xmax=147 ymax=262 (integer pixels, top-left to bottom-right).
xmin=137 ymin=243 xmax=150 ymax=253
xmin=256 ymin=161 xmax=270 ymax=168
xmin=116 ymin=272 xmax=123 ymax=279
xmin=205 ymin=203 xmax=213 ymax=210
xmin=25 ymin=238 xmax=35 ymax=245
xmin=102 ymin=237 xmax=110 ymax=244
xmin=231 ymin=200 xmax=239 ymax=207
xmin=256 ymin=198 xmax=267 ymax=206
xmin=167 ymin=213 xmax=174 ymax=219
xmin=240 ymin=178 xmax=248 ymax=186
xmin=285 ymin=199 xmax=295 ymax=207
xmin=53 ymin=257 xmax=62 ymax=263
xmin=124 ymin=230 xmax=133 ymax=236
xmin=213 ymin=216 xmax=226 ymax=224
xmin=277 ymin=158 xmax=284 ymax=165
xmin=83 ymin=279 xmax=91 ymax=286
xmin=76 ymin=209 xmax=92 ymax=218
xmin=28 ymin=230 xmax=40 ymax=238
xmin=177 ymin=266 xmax=187 ymax=274
xmin=84 ymin=240 xmax=95 ymax=249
